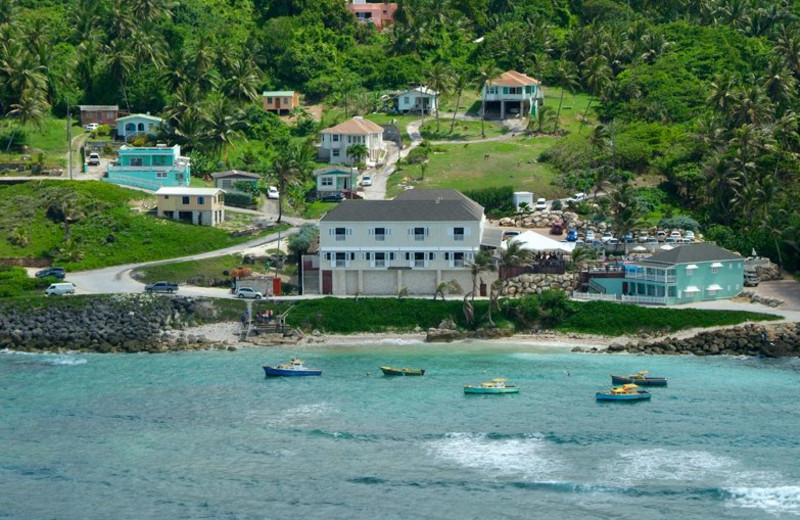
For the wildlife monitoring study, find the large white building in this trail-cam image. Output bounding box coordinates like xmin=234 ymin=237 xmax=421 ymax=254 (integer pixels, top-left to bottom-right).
xmin=312 ymin=189 xmax=502 ymax=295
xmin=318 ymin=116 xmax=385 ymax=166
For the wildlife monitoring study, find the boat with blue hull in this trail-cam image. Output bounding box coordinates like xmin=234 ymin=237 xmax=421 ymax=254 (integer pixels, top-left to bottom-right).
xmin=262 ymin=358 xmax=322 ymax=377
xmin=611 ymin=370 xmax=668 ymax=386
xmin=464 ymin=378 xmax=519 ymax=395
xmin=596 ymin=384 xmax=651 ymax=402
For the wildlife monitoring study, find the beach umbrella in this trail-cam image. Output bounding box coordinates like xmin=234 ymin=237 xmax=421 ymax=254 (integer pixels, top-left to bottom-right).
xmin=632 ymin=245 xmax=647 ymax=252
xmin=660 ymin=244 xmax=674 ymax=250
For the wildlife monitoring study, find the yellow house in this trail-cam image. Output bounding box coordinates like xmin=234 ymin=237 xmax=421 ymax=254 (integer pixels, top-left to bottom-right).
xmin=155 ymin=187 xmax=225 ymax=227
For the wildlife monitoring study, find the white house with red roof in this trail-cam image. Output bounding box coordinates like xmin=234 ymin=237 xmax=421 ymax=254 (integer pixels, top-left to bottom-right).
xmin=482 ymin=70 xmax=543 ymax=118
xmin=318 ymin=116 xmax=385 ymax=166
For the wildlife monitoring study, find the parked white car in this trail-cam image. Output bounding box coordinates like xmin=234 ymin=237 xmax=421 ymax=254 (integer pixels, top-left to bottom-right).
xmin=585 ymin=230 xmax=595 ymax=241
xmin=601 ymin=231 xmax=614 ymax=243
xmin=569 ymin=192 xmax=587 ymax=203
xmin=45 ymin=282 xmax=75 ymax=296
xmin=84 ymin=123 xmax=99 ymax=132
xmin=87 ymin=152 xmax=101 ymax=166
xmin=361 ymin=175 xmax=373 ymax=187
xmin=670 ymin=230 xmax=682 ymax=239
xmin=236 ymin=287 xmax=264 ymax=299
xmin=684 ymin=230 xmax=695 ymax=241
xmin=267 ymin=186 xmax=279 ymax=199
xmin=534 ymin=197 xmax=547 ymax=210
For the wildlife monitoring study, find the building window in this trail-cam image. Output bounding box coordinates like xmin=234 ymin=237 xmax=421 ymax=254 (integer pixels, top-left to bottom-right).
xmin=156 ymin=172 xmax=167 ymax=179
xmin=332 ymin=149 xmax=340 ymax=157
xmin=182 ymin=196 xmax=190 ymax=205
xmin=711 ymin=266 xmax=719 ymax=274
xmin=453 ymin=227 xmax=464 ymax=241
xmin=374 ymin=252 xmax=386 ymax=268
xmin=321 ymin=177 xmax=333 ymax=187
xmin=335 ymin=252 xmax=347 ymax=268
xmin=332 ymin=134 xmax=340 ymax=142
xmin=130 ymin=157 xmax=143 ymax=166
xmin=413 ymin=227 xmax=427 ymax=241
xmin=373 ymin=227 xmax=387 ymax=241
xmin=267 ymin=97 xmax=273 ymax=104
xmin=413 ymin=252 xmax=425 ymax=268
xmin=707 ymin=288 xmax=718 ymax=297
xmin=198 ymin=196 xmax=205 ymax=205
xmin=453 ymin=252 xmax=465 ymax=267
xmin=686 ymin=266 xmax=696 ymax=276
xmin=335 ymin=227 xmax=347 ymax=241
xmin=404 ymin=96 xmax=410 ymax=104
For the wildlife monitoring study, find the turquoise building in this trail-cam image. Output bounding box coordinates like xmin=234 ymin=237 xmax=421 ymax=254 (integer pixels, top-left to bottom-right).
xmin=580 ymin=243 xmax=744 ymax=305
xmin=105 ymin=144 xmax=190 ymax=191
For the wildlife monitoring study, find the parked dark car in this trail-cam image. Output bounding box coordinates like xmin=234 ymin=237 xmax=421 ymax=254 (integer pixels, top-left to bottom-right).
xmin=319 ymin=192 xmax=345 ymax=202
xmin=35 ymin=266 xmax=65 ymax=279
xmin=566 ymin=229 xmax=578 ymax=241
xmin=550 ymin=221 xmax=564 ymax=235
xmin=144 ymin=281 xmax=179 ymax=293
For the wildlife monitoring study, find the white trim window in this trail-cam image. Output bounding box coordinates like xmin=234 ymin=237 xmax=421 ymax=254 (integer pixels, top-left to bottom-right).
xmin=321 ymin=177 xmax=333 ymax=187
xmin=410 ymin=227 xmax=429 ymax=241
xmin=370 ymin=227 xmax=390 ymax=241
xmin=686 ymin=264 xmax=698 ymax=276
xmin=453 ymin=227 xmax=465 ymax=241
xmin=331 ymin=227 xmax=351 ymax=241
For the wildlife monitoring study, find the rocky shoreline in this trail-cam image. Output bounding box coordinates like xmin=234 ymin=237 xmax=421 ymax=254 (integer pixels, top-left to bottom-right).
xmin=0 ymin=295 xmax=228 ymax=353
xmin=578 ymin=322 xmax=800 ymax=357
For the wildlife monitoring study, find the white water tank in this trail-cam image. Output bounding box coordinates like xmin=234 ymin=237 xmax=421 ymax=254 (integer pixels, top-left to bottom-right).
xmin=512 ymin=191 xmax=534 ymax=210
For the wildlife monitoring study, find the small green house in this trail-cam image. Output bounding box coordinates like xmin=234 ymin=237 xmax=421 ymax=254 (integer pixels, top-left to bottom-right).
xmin=587 ymin=243 xmax=744 ymax=305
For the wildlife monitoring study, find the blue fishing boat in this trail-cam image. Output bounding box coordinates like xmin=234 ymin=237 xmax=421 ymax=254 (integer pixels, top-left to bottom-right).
xmin=262 ymin=358 xmax=322 ymax=377
xmin=596 ymin=384 xmax=651 ymax=401
xmin=611 ymin=370 xmax=668 ymax=386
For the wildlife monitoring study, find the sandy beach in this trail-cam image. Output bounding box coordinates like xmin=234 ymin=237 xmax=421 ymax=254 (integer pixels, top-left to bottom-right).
xmin=185 ymin=321 xmax=615 ymax=349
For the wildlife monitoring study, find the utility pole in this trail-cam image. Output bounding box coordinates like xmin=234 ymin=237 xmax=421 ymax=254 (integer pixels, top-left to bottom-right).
xmin=67 ymin=105 xmax=73 ymax=180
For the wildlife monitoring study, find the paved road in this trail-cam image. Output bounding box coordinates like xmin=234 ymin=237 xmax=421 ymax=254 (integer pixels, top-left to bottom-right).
xmin=64 ymin=227 xmax=298 ymax=297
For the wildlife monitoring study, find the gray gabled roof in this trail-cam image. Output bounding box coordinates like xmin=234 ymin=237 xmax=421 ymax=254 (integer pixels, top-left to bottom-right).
xmin=638 ymin=243 xmax=741 ymax=267
xmin=321 ymin=189 xmax=484 ymax=222
xmin=211 ymin=170 xmax=260 ymax=179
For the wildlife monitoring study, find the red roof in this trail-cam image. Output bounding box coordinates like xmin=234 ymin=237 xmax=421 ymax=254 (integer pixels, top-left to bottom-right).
xmin=489 ymin=70 xmax=540 ymax=87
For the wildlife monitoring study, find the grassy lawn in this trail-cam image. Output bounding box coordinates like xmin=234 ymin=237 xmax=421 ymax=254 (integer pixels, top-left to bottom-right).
xmin=0 ymin=117 xmax=86 ymax=170
xmin=132 ymin=255 xmax=271 ymax=285
xmin=303 ymin=201 xmax=339 ymax=219
xmin=0 ymin=181 xmax=285 ymax=271
xmin=388 ymin=138 xmax=565 ymax=199
xmin=419 ymin=118 xmax=506 ymax=141
xmin=542 ymin=91 xmax=594 ymax=135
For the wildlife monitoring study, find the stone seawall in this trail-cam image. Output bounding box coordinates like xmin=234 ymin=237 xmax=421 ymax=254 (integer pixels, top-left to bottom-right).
xmin=600 ymin=323 xmax=800 ymax=357
xmin=500 ymin=273 xmax=578 ymax=296
xmin=0 ymin=295 xmax=226 ymax=353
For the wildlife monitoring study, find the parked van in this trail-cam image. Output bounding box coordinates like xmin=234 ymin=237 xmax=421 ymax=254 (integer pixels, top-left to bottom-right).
xmin=45 ymin=282 xmax=75 ymax=295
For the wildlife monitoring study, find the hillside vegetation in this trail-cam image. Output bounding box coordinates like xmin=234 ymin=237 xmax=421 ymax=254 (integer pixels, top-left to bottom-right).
xmin=0 ymin=181 xmax=269 ymax=270
xmin=2 ymin=0 xmax=800 ymax=270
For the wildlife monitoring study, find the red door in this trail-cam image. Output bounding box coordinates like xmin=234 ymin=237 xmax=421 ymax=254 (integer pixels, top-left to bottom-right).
xmin=322 ymin=270 xmax=332 ymax=295
xmin=622 ymin=282 xmax=628 ymax=294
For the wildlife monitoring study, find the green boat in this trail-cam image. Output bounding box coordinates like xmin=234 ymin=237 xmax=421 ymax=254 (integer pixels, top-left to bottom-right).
xmin=380 ymin=366 xmax=425 ymax=376
xmin=464 ymin=378 xmax=519 ymax=394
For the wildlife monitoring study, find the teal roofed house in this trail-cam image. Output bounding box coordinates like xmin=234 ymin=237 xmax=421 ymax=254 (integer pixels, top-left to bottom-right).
xmin=578 ymin=243 xmax=744 ymax=305
xmin=104 ymin=144 xmax=190 ymax=191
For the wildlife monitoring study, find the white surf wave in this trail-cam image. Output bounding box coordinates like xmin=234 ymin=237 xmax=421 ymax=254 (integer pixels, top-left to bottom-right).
xmin=0 ymin=349 xmax=87 ymax=366
xmin=427 ymin=432 xmax=560 ymax=479
xmin=603 ymin=448 xmax=737 ymax=484
xmin=726 ymin=485 xmax=800 ymax=515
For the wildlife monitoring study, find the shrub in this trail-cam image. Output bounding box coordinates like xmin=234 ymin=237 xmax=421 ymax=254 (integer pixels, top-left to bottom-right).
xmin=96 ymin=125 xmax=111 ymax=137
xmin=463 ymin=186 xmax=514 ymax=215
xmin=659 ymin=215 xmax=700 ymax=231
xmin=551 ymin=199 xmax=563 ymax=210
xmin=224 ymin=191 xmax=256 ymax=208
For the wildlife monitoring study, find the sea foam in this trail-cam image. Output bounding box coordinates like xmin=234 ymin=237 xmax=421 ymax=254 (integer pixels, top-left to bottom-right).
xmin=725 ymin=485 xmax=800 ymax=515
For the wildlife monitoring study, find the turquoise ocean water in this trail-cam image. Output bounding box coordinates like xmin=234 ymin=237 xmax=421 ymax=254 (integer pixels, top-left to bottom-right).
xmin=2 ymin=340 xmax=800 ymax=519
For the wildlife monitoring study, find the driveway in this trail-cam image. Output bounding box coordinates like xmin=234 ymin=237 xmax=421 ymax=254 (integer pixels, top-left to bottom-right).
xmin=746 ymin=276 xmax=800 ymax=311
xmin=63 ymin=227 xmax=298 ymax=297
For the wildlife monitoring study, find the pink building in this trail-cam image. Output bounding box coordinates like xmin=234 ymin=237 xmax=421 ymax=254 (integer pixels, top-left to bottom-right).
xmin=346 ymin=0 xmax=398 ymax=30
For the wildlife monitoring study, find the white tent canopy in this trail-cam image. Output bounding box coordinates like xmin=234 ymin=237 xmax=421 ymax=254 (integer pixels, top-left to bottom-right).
xmin=504 ymin=230 xmax=576 ymax=253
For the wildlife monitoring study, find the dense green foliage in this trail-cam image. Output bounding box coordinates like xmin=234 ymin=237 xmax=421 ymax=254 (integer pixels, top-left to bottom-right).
xmin=279 ymin=294 xmax=776 ymax=335
xmin=0 ymin=181 xmax=271 ymax=270
xmin=0 ymin=266 xmax=51 ymax=297
xmin=4 ymin=0 xmax=800 ymax=270
xmin=553 ymin=301 xmax=780 ymax=336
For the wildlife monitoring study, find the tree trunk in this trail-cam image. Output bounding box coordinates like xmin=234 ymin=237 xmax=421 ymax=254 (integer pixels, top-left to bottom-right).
xmin=580 ymin=96 xmax=594 ymax=131
xmin=434 ymin=94 xmax=440 ymax=133
xmin=5 ymin=126 xmax=18 ymax=152
xmin=277 ymin=193 xmax=283 ymax=224
xmin=449 ymin=91 xmax=462 ymax=133
xmin=481 ymin=84 xmax=487 ymax=137
xmin=554 ymin=87 xmax=565 ymax=133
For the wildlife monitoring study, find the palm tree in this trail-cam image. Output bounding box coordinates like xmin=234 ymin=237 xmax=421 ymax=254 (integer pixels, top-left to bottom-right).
xmin=580 ymin=55 xmax=612 ymax=131
xmin=347 ymin=142 xmax=368 ymax=198
xmin=529 ymin=105 xmax=555 ymax=134
xmin=222 ymin=58 xmax=261 ymax=105
xmin=5 ymin=88 xmax=49 ymax=152
xmin=433 ymin=280 xmax=462 ymax=301
xmin=760 ymin=208 xmax=788 ymax=268
xmin=464 ymin=251 xmax=495 ymax=327
xmin=570 ymin=246 xmax=599 ymax=276
xmin=498 ymin=240 xmax=531 ymax=291
xmin=607 ymin=183 xmax=643 ymax=238
xmin=449 ymin=70 xmax=472 ymax=134
xmin=104 ymin=39 xmax=135 ymax=110
xmin=425 ymin=61 xmax=451 ymax=133
xmin=477 ymin=63 xmax=501 ymax=138
xmin=204 ymin=94 xmax=243 ymax=161
xmin=269 ymin=141 xmax=313 ymax=224
xmin=550 ymin=59 xmax=579 ymax=134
